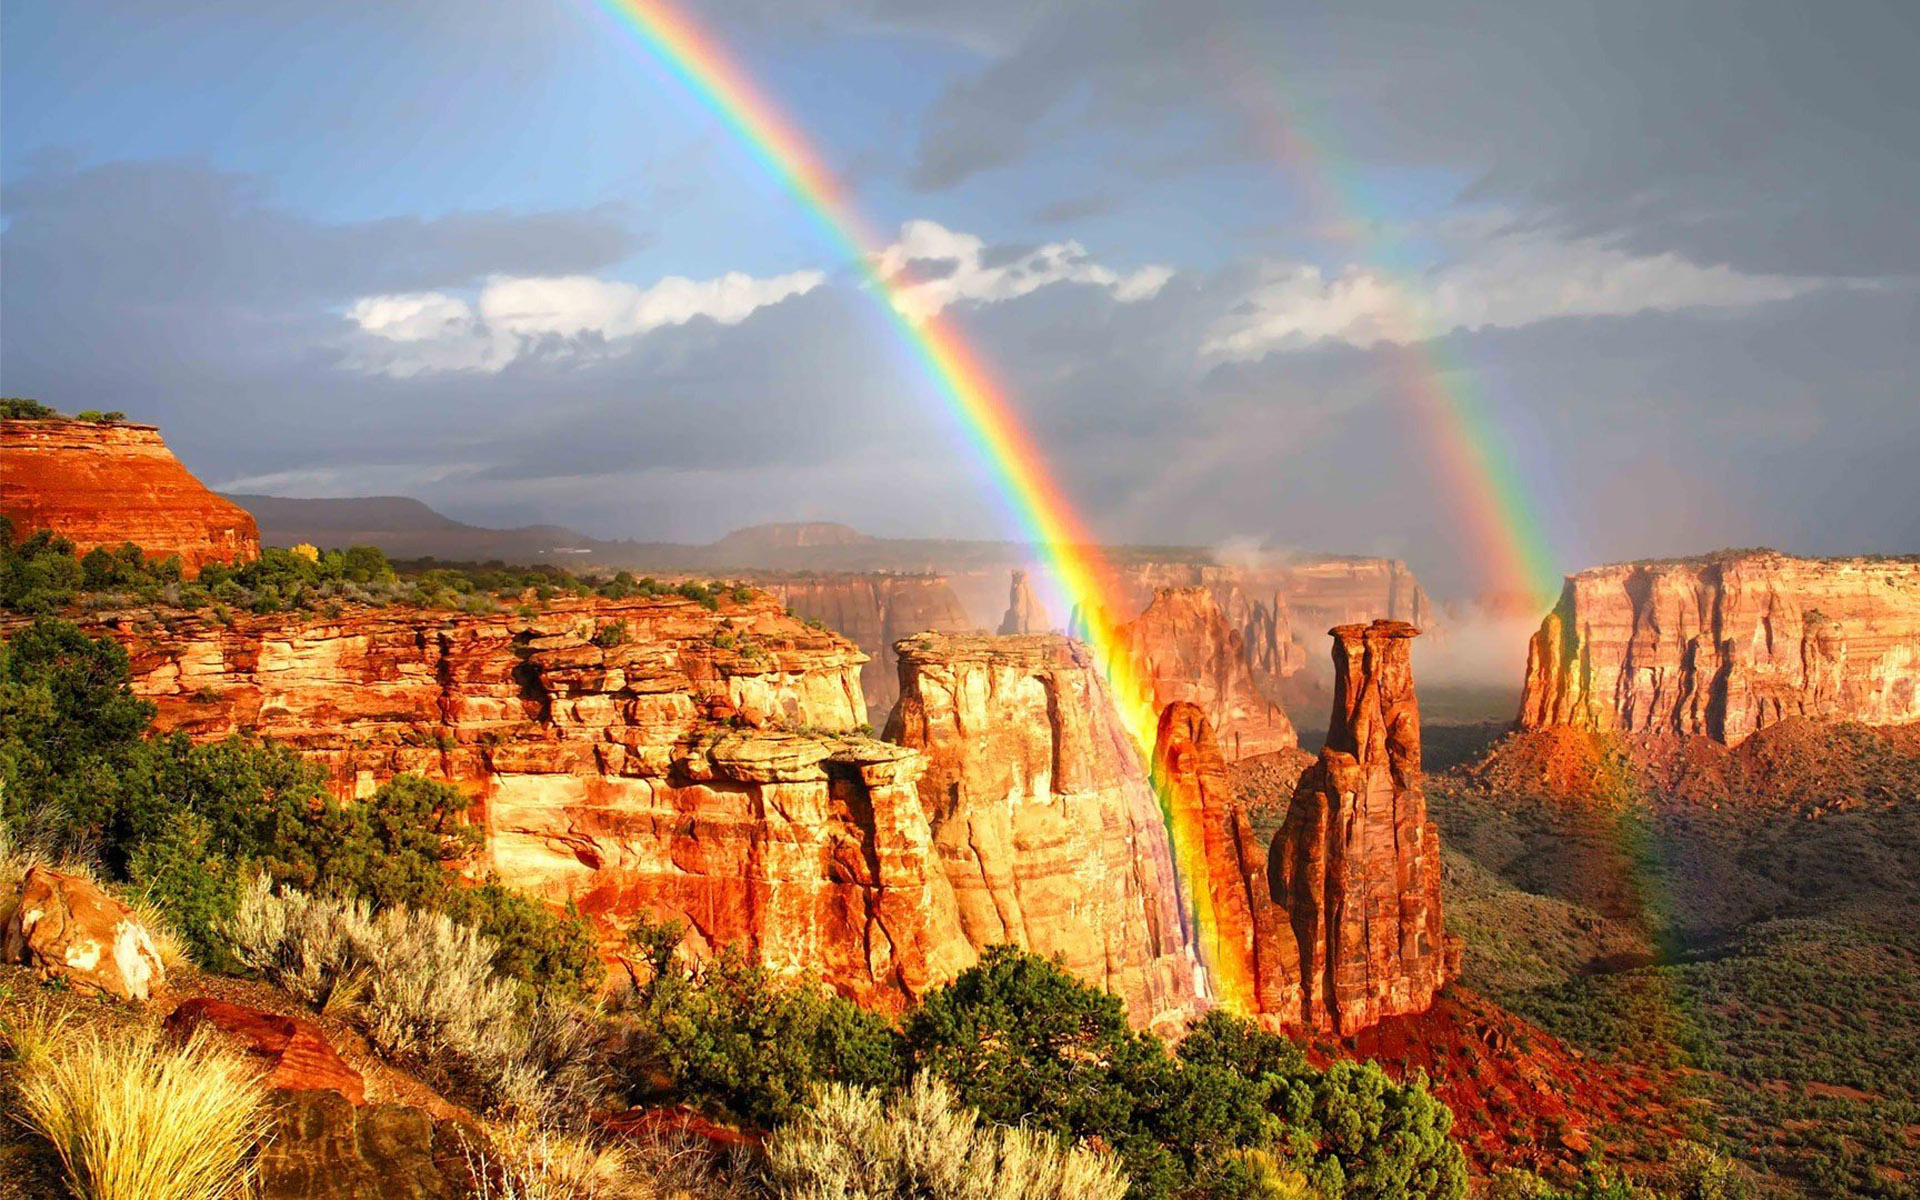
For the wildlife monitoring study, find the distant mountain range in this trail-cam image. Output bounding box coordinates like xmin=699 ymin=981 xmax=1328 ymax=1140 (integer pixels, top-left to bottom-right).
xmin=223 ymin=494 xmax=1245 ymax=575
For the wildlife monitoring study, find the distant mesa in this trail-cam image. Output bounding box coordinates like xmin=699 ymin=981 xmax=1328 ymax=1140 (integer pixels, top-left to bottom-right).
xmin=2 ymin=412 xmax=258 ymax=575
xmin=1518 ymin=549 xmax=1920 ymax=744
xmin=711 ymin=521 xmax=878 ymax=555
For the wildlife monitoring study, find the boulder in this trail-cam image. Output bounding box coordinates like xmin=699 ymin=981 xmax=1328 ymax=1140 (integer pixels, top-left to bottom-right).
xmin=255 ymin=1091 xmax=475 ymax=1200
xmin=165 ymin=997 xmax=365 ymax=1104
xmin=3 ymin=865 xmax=166 ymax=1002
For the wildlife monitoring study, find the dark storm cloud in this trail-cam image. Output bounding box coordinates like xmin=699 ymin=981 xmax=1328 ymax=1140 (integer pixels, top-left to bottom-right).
xmin=896 ymin=0 xmax=1920 ymax=277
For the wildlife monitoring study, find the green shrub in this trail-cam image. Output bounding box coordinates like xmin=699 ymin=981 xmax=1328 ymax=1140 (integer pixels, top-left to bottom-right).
xmin=0 ymin=397 xmax=59 ymax=420
xmin=617 ymin=917 xmax=903 ymax=1127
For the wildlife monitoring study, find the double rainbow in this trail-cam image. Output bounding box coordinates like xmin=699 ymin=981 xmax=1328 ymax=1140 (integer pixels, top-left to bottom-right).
xmin=586 ymin=0 xmax=1548 ymax=1014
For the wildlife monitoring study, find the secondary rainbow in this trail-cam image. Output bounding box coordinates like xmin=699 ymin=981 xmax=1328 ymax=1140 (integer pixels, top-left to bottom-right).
xmin=1211 ymin=39 xmax=1562 ymax=607
xmin=586 ymin=0 xmax=1260 ymax=1011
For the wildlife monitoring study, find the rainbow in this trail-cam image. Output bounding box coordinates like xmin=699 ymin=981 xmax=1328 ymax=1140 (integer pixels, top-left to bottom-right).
xmin=1210 ymin=40 xmax=1562 ymax=607
xmin=588 ymin=0 xmax=1565 ymax=1015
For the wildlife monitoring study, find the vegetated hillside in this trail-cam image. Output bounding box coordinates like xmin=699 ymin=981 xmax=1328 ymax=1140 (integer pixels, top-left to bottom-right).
xmin=1430 ymin=721 xmax=1920 ymax=1197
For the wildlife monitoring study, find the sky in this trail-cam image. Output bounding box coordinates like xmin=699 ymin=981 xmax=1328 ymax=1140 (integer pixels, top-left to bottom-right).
xmin=3 ymin=0 xmax=1917 ymax=598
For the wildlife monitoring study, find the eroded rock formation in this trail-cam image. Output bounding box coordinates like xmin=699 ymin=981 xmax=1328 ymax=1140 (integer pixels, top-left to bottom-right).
xmin=107 ymin=594 xmax=972 ymax=1008
xmin=767 ymin=574 xmax=974 ymax=724
xmin=1120 ymin=587 xmax=1297 ymax=761
xmin=0 ymin=419 xmax=258 ymax=574
xmin=1151 ymin=702 xmax=1296 ymax=1021
xmin=888 ymin=633 xmax=1201 ymax=1031
xmin=996 ymin=569 xmax=1047 ymax=635
xmin=1273 ymin=620 xmax=1451 ymax=1035
xmin=1519 ymin=551 xmax=1920 ymax=744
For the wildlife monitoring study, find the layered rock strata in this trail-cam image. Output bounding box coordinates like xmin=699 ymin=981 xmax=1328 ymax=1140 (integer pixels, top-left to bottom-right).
xmin=1150 ymin=702 xmax=1296 ymax=1021
xmin=1273 ymin=620 xmax=1451 ymax=1035
xmin=887 ymin=633 xmax=1201 ymax=1031
xmin=103 ymin=594 xmax=971 ymax=1007
xmin=1120 ymin=587 xmax=1297 ymax=761
xmin=1519 ymin=551 xmax=1920 ymax=744
xmin=0 ymin=419 xmax=259 ymax=574
xmin=766 ymin=574 xmax=974 ymax=724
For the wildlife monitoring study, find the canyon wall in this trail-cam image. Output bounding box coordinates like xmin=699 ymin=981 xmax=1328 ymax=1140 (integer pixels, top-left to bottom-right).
xmin=1273 ymin=620 xmax=1452 ymax=1035
xmin=106 ymin=594 xmax=976 ymax=1007
xmin=1 ymin=419 xmax=258 ymax=574
xmin=763 ymin=575 xmax=975 ymax=724
xmin=1518 ymin=551 xmax=1920 ymax=744
xmin=1119 ymin=587 xmax=1297 ymax=760
xmin=886 ymin=633 xmax=1202 ymax=1032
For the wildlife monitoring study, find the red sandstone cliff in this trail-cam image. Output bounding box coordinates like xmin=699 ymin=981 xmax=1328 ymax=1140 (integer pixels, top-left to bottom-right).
xmin=1518 ymin=551 xmax=1920 ymax=744
xmin=1151 ymin=702 xmax=1296 ymax=1022
xmin=102 ymin=594 xmax=974 ymax=1007
xmin=1119 ymin=588 xmax=1297 ymax=761
xmin=1 ymin=419 xmax=259 ymax=574
xmin=765 ymin=575 xmax=974 ymax=724
xmin=1274 ymin=620 xmax=1451 ymax=1035
xmin=887 ymin=633 xmax=1202 ymax=1032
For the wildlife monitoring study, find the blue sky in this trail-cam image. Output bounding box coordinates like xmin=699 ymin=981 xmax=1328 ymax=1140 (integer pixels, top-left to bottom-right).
xmin=4 ymin=0 xmax=1917 ymax=598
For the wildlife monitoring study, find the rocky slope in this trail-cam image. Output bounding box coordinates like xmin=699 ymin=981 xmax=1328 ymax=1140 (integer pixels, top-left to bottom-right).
xmin=1 ymin=419 xmax=258 ymax=574
xmin=1519 ymin=550 xmax=1920 ymax=744
xmin=763 ymin=574 xmax=975 ymax=724
xmin=1274 ymin=620 xmax=1453 ymax=1035
xmin=1119 ymin=587 xmax=1297 ymax=761
xmin=886 ymin=633 xmax=1202 ymax=1032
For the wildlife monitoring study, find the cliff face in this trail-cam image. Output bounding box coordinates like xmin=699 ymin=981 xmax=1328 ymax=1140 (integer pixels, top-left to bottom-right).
xmin=106 ymin=594 xmax=975 ymax=1007
xmin=766 ymin=575 xmax=974 ymax=724
xmin=1273 ymin=620 xmax=1451 ymax=1035
xmin=1119 ymin=588 xmax=1297 ymax=761
xmin=1068 ymin=557 xmax=1431 ymax=703
xmin=887 ymin=633 xmax=1202 ymax=1032
xmin=1151 ymin=702 xmax=1297 ymax=1022
xmin=1 ymin=420 xmax=259 ymax=574
xmin=1519 ymin=552 xmax=1920 ymax=744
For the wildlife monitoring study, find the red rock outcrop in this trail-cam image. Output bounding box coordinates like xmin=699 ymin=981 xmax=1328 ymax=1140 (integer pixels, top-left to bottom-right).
xmin=3 ymin=865 xmax=168 ymax=1002
xmin=1150 ymin=702 xmax=1295 ymax=1021
xmin=166 ymin=998 xmax=366 ymax=1104
xmin=1273 ymin=620 xmax=1451 ymax=1035
xmin=0 ymin=419 xmax=258 ymax=574
xmin=766 ymin=574 xmax=974 ymax=724
xmin=1519 ymin=551 xmax=1920 ymax=744
xmin=1119 ymin=588 xmax=1297 ymax=761
xmin=996 ymin=569 xmax=1048 ymax=635
xmin=887 ymin=633 xmax=1201 ymax=1032
xmin=101 ymin=594 xmax=972 ymax=1008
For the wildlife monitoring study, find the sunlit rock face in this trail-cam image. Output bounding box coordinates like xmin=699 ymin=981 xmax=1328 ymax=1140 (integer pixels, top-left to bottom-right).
xmin=887 ymin=632 xmax=1203 ymax=1033
xmin=1119 ymin=587 xmax=1298 ymax=762
xmin=1519 ymin=551 xmax=1920 ymax=744
xmin=1151 ymin=701 xmax=1300 ymax=1024
xmin=766 ymin=575 xmax=975 ymax=725
xmin=100 ymin=593 xmax=975 ymax=1008
xmin=1273 ymin=620 xmax=1453 ymax=1036
xmin=0 ymin=419 xmax=259 ymax=574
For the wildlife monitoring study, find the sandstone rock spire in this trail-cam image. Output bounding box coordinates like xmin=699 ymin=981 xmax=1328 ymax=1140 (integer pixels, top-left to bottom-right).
xmin=1272 ymin=619 xmax=1450 ymax=1035
xmin=997 ymin=569 xmax=1047 ymax=635
xmin=1122 ymin=587 xmax=1297 ymax=761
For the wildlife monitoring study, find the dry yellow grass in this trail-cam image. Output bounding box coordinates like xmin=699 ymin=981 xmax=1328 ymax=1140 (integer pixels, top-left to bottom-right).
xmin=13 ymin=1028 xmax=270 ymax=1200
xmin=472 ymin=1118 xmax=642 ymax=1200
xmin=0 ymin=996 xmax=75 ymax=1075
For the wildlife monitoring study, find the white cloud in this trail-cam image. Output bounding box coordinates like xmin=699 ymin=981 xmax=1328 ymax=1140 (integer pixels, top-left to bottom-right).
xmin=1203 ymin=216 xmax=1817 ymax=360
xmin=876 ymin=219 xmax=1171 ymax=320
xmin=346 ymin=269 xmax=824 ymax=376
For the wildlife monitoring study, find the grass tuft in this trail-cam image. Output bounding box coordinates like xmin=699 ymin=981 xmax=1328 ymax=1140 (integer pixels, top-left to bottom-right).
xmin=13 ymin=1028 xmax=270 ymax=1200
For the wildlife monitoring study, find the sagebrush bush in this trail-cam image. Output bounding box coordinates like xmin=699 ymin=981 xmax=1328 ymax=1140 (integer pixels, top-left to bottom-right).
xmin=228 ymin=878 xmax=608 ymax=1123
xmin=14 ymin=1028 xmax=269 ymax=1200
xmin=763 ymin=1072 xmax=1131 ymax=1200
